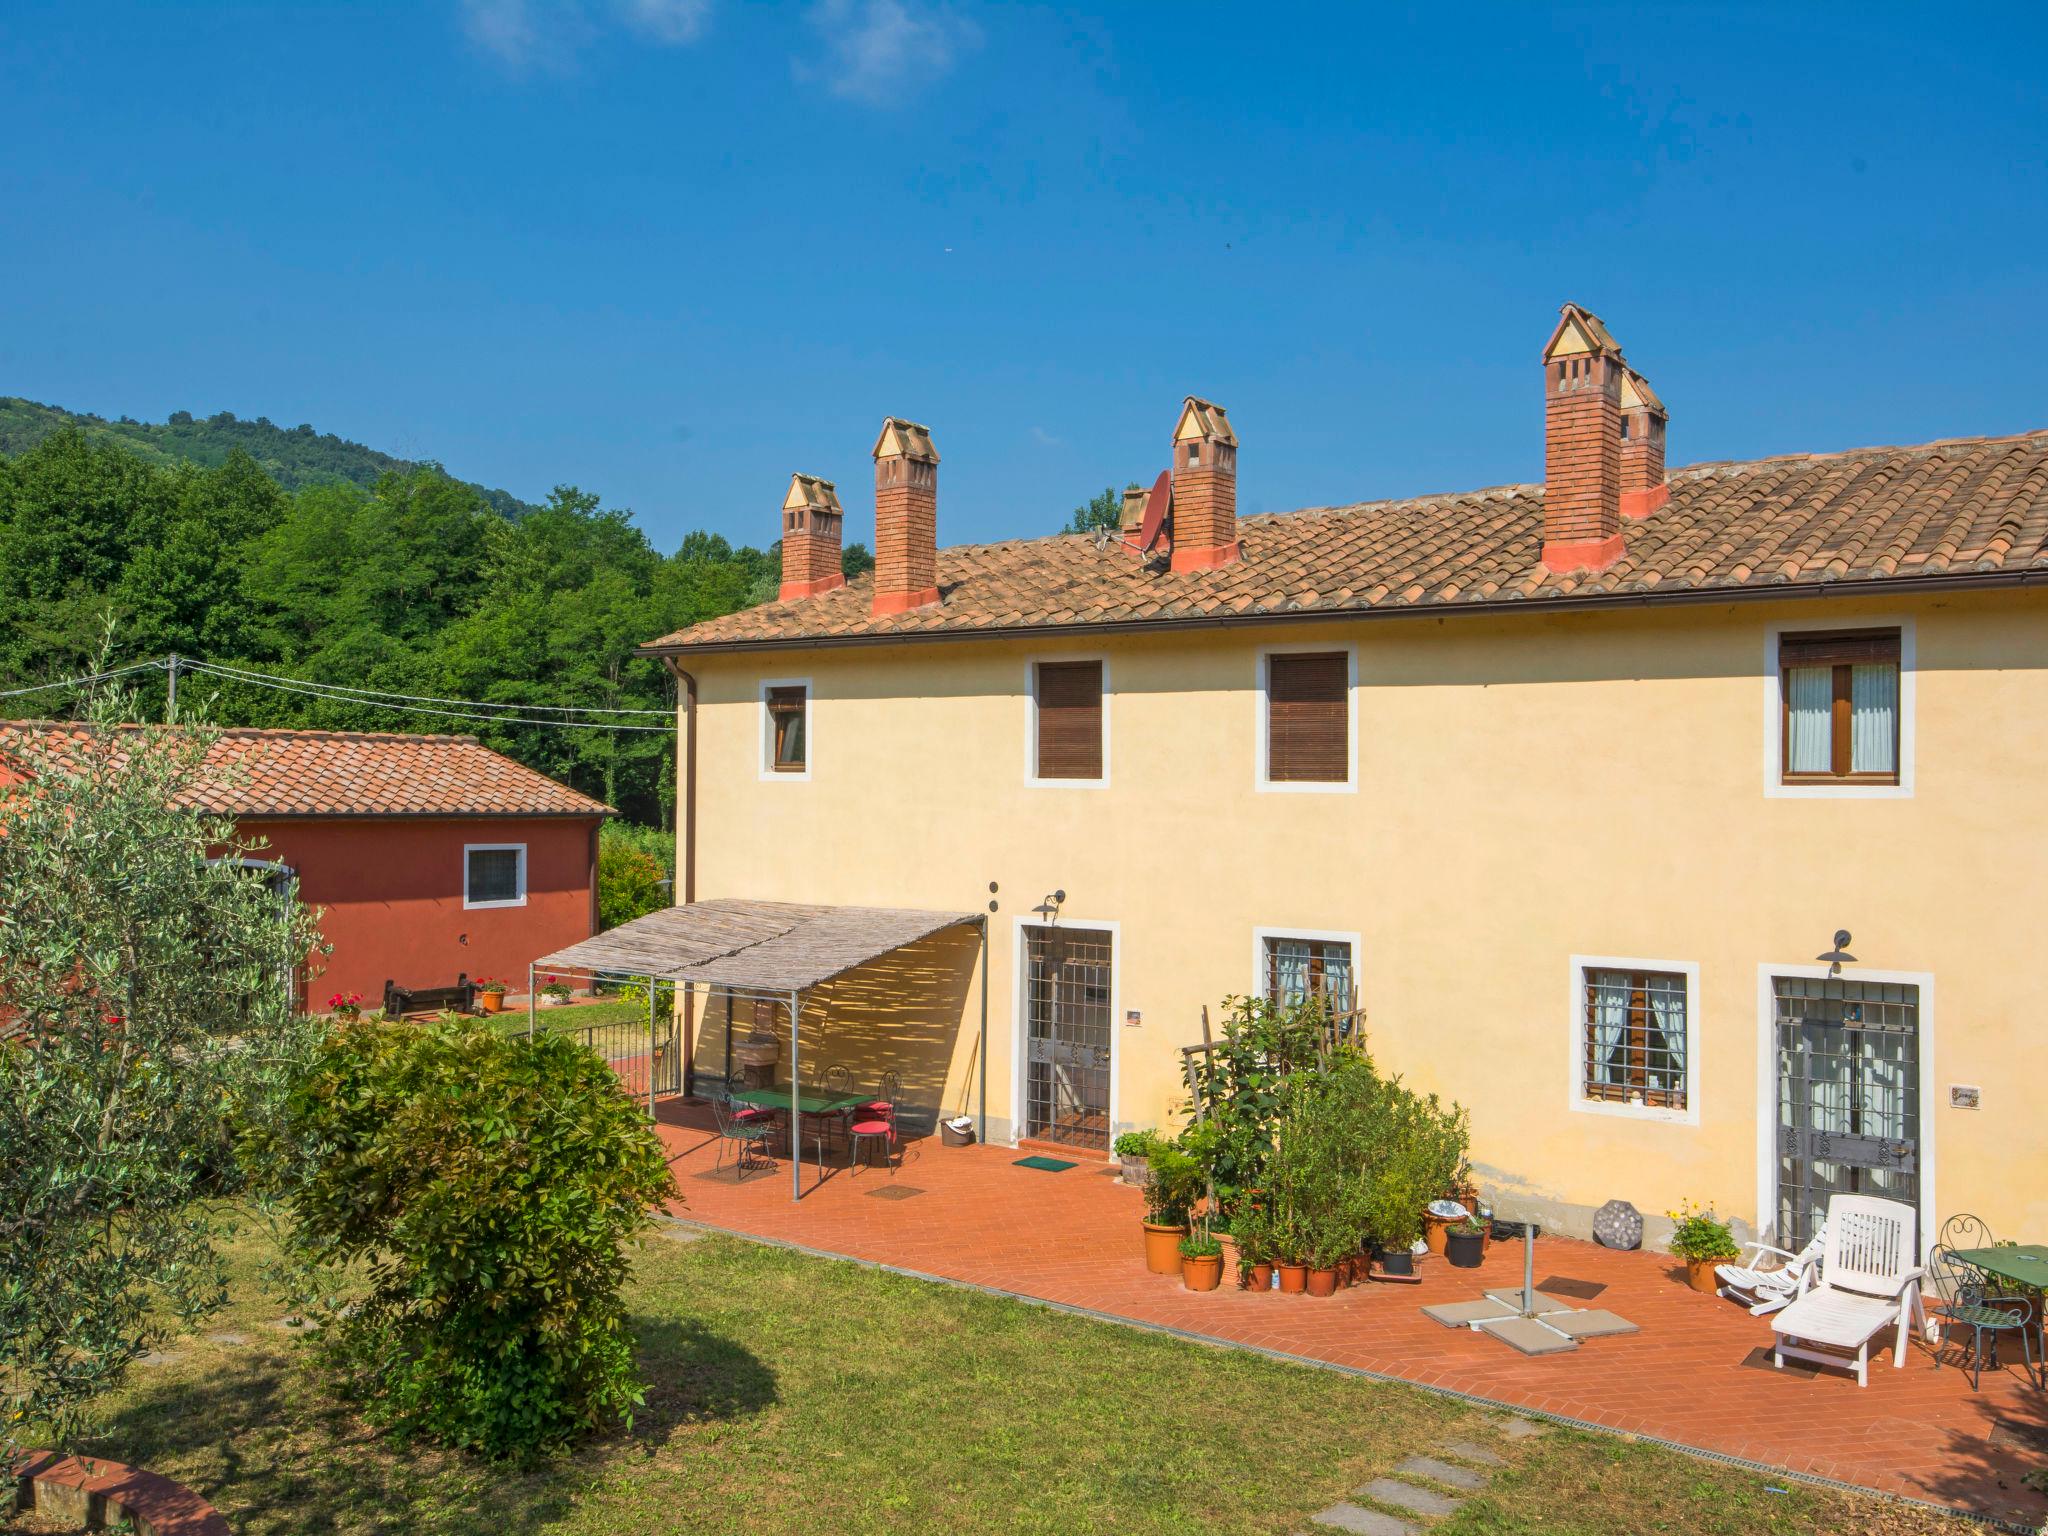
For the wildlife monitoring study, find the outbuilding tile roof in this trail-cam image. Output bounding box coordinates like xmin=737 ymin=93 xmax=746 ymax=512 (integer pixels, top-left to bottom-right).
xmin=0 ymin=723 xmax=612 ymax=820
xmin=647 ymin=430 xmax=2048 ymax=651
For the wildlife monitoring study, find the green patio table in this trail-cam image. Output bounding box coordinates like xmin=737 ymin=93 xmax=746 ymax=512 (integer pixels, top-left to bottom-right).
xmin=1948 ymin=1246 xmax=2048 ymax=1388
xmin=731 ymin=1086 xmax=868 ymax=1180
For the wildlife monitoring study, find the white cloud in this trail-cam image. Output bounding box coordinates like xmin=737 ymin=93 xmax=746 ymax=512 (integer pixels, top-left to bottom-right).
xmin=802 ymin=0 xmax=979 ymax=106
xmin=460 ymin=0 xmax=711 ymax=72
xmin=618 ymin=0 xmax=711 ymax=44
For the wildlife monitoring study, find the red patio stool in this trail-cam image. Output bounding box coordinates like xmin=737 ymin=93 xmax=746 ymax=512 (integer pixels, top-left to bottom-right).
xmin=848 ymin=1116 xmax=896 ymax=1176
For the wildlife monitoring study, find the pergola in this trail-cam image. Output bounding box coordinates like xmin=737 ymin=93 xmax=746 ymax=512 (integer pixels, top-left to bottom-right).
xmin=531 ymin=898 xmax=987 ymax=1201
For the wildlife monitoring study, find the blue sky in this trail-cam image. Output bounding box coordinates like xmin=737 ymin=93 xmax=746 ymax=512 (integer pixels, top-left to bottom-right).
xmin=3 ymin=2 xmax=2044 ymax=554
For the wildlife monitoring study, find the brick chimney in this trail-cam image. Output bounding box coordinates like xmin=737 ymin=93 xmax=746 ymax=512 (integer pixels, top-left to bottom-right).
xmin=872 ymin=417 xmax=940 ymax=615
xmin=1619 ymin=367 xmax=1669 ymax=517
xmin=777 ymin=473 xmax=846 ymax=602
xmin=1169 ymin=396 xmax=1240 ymax=572
xmin=1539 ymin=303 xmax=1626 ymax=573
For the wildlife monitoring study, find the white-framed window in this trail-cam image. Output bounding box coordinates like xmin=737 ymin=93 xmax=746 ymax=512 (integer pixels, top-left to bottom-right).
xmin=1253 ymin=927 xmax=1359 ymax=1015
xmin=463 ymin=843 xmax=527 ymax=910
xmin=759 ymin=676 xmax=812 ymax=782
xmin=1568 ymin=956 xmax=1700 ymax=1124
xmin=1764 ymin=619 xmax=1914 ymax=799
xmin=1024 ymin=654 xmax=1110 ymax=788
xmin=1255 ymin=644 xmax=1357 ymax=793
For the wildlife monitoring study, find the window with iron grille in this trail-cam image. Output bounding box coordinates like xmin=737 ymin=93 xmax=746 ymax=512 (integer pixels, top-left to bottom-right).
xmin=464 ymin=844 xmax=525 ymax=909
xmin=1263 ymin=936 xmax=1354 ymax=1014
xmin=1033 ymin=660 xmax=1103 ymax=781
xmin=766 ymin=685 xmax=807 ymax=772
xmin=1779 ymin=629 xmax=1900 ymax=784
xmin=1264 ymin=651 xmax=1348 ymax=783
xmin=1581 ymin=968 xmax=1687 ymax=1109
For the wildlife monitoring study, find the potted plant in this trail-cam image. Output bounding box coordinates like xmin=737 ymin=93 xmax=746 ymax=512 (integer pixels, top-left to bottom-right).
xmin=1275 ymin=1253 xmax=1309 ymax=1293
xmin=326 ymin=990 xmax=364 ymax=1022
xmin=473 ymin=976 xmax=508 ymax=1015
xmin=1668 ymin=1199 xmax=1740 ymax=1293
xmin=1142 ymin=1144 xmax=1200 ymax=1276
xmin=538 ymin=974 xmax=573 ymax=1007
xmin=1114 ymin=1129 xmax=1159 ymax=1187
xmin=1445 ymin=1217 xmax=1486 ymax=1269
xmin=1179 ymin=1230 xmax=1224 ymax=1292
xmin=1234 ymin=1207 xmax=1274 ymax=1291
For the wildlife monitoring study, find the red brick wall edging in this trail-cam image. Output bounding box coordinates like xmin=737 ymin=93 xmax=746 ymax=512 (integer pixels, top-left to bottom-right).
xmin=11 ymin=1451 xmax=232 ymax=1535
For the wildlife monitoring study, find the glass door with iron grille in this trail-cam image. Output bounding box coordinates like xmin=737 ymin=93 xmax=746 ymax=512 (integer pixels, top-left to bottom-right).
xmin=1023 ymin=925 xmax=1113 ymax=1151
xmin=1773 ymin=975 xmax=1920 ymax=1251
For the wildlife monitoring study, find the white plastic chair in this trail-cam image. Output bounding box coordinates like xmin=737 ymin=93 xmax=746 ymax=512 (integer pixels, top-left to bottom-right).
xmin=1771 ymin=1195 xmax=1928 ymax=1387
xmin=1717 ymin=1221 xmax=1825 ymax=1316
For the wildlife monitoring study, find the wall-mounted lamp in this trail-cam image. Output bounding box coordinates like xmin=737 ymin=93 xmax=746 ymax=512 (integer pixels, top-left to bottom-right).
xmin=1818 ymin=929 xmax=1855 ymax=977
xmin=1032 ymin=889 xmax=1066 ymax=923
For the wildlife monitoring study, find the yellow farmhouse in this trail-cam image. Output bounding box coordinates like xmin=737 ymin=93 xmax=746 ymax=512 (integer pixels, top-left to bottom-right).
xmin=643 ymin=303 xmax=2048 ymax=1251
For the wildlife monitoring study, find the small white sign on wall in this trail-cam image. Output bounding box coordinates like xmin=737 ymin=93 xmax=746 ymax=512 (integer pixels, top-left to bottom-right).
xmin=1949 ymin=1084 xmax=1982 ymax=1110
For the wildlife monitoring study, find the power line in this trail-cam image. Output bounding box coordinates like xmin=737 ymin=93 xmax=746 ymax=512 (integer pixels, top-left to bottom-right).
xmin=187 ymin=657 xmax=671 ymax=717
xmin=178 ymin=661 xmax=674 ymax=733
xmin=0 ymin=660 xmax=166 ymax=702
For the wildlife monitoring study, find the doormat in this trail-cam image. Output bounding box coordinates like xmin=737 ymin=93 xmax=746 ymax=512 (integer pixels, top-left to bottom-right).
xmin=865 ymin=1185 xmax=925 ymax=1201
xmin=1537 ymin=1275 xmax=1607 ymax=1299
xmin=1013 ymin=1155 xmax=1077 ymax=1172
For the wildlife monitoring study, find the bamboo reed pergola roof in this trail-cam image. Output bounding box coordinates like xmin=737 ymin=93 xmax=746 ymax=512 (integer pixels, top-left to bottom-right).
xmin=533 ymin=898 xmax=982 ymax=995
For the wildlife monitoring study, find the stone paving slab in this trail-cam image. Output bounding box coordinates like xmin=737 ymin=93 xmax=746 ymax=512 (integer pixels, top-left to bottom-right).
xmin=1357 ymin=1478 xmax=1464 ymax=1518
xmin=1438 ymin=1439 xmax=1506 ymax=1466
xmin=1546 ymin=1308 xmax=1639 ymax=1339
xmin=1421 ymin=1298 xmax=1517 ymax=1329
xmin=1500 ymin=1417 xmax=1551 ymax=1440
xmin=1485 ymin=1288 xmax=1582 ymax=1313
xmin=1475 ymin=1315 xmax=1578 ymax=1355
xmin=1395 ymin=1454 xmax=1488 ymax=1491
xmin=1309 ymin=1503 xmax=1418 ymax=1534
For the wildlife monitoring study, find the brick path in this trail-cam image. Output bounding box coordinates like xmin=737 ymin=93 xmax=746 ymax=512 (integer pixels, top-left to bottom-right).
xmin=653 ymin=1103 xmax=2048 ymax=1527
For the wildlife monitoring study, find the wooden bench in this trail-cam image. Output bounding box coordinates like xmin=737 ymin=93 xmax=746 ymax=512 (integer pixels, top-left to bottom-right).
xmin=383 ymin=975 xmax=477 ymax=1018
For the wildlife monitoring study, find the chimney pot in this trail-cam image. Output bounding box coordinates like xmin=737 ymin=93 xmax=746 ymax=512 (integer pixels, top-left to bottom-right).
xmin=871 ymin=417 xmax=941 ymax=615
xmin=1539 ymin=303 xmax=1626 ymax=573
xmin=777 ymin=474 xmax=847 ymax=602
xmin=1168 ymin=396 xmax=1241 ymax=572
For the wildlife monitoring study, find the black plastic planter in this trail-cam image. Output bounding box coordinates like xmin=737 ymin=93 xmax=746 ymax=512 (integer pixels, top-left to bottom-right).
xmin=1376 ymin=1246 xmax=1416 ymax=1277
xmin=1445 ymin=1230 xmax=1484 ymax=1268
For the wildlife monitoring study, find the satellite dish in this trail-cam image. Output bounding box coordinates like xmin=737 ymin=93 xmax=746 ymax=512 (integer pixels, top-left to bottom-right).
xmin=1134 ymin=469 xmax=1172 ymax=554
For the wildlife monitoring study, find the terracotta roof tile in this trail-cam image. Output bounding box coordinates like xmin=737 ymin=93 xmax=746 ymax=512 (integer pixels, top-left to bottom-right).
xmin=0 ymin=724 xmax=611 ymax=820
xmin=648 ymin=431 xmax=2048 ymax=651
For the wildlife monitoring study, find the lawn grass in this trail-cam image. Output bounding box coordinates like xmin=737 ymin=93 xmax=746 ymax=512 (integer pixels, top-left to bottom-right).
xmin=22 ymin=1219 xmax=1981 ymax=1536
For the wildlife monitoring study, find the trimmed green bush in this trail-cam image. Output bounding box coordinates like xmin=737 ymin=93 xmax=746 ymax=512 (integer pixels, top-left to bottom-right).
xmin=271 ymin=1015 xmax=676 ymax=1458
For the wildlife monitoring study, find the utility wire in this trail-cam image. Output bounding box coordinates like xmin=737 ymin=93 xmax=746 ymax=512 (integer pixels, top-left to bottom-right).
xmin=188 ymin=657 xmax=671 ymax=717
xmin=0 ymin=660 xmax=167 ymax=702
xmin=178 ymin=661 xmax=674 ymax=733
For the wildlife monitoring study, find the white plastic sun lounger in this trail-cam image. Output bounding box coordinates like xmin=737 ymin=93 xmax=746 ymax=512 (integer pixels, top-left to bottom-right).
xmin=1717 ymin=1222 xmax=1825 ymax=1317
xmin=1771 ymin=1195 xmax=1927 ymax=1387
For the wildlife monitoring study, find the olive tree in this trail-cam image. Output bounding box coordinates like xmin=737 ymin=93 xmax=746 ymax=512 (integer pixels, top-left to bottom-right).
xmin=0 ymin=685 xmax=322 ymax=1454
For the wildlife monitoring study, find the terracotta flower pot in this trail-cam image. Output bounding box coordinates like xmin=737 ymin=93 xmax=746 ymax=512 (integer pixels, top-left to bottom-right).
xmin=476 ymin=991 xmax=505 ymax=1014
xmin=1423 ymin=1212 xmax=1455 ymax=1255
xmin=1684 ymin=1255 xmax=1727 ymax=1294
xmin=1143 ymin=1221 xmax=1185 ymax=1275
xmin=1181 ymin=1253 xmax=1224 ymax=1292
xmin=1217 ymin=1232 xmax=1240 ymax=1275
xmin=1306 ymin=1266 xmax=1339 ymax=1298
xmin=1245 ymin=1261 xmax=1274 ymax=1291
xmin=1276 ymin=1262 xmax=1309 ymax=1294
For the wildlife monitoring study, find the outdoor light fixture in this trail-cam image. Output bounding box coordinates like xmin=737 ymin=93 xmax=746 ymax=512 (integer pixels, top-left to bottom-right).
xmin=1819 ymin=929 xmax=1856 ymax=976
xmin=1032 ymin=889 xmax=1066 ymax=922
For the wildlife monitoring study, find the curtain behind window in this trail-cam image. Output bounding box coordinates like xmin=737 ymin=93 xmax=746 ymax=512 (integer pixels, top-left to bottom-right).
xmin=1590 ymin=971 xmax=1629 ymax=1089
xmin=1850 ymin=663 xmax=1897 ymax=773
xmin=1785 ymin=665 xmax=1832 ymax=772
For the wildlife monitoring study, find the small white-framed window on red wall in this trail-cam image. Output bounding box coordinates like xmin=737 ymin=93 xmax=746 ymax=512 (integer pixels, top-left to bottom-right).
xmin=463 ymin=843 xmax=527 ymax=909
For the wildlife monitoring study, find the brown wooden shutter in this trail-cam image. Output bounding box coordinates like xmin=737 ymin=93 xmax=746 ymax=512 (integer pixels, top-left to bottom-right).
xmin=1267 ymin=652 xmax=1347 ymax=782
xmin=1035 ymin=661 xmax=1103 ymax=780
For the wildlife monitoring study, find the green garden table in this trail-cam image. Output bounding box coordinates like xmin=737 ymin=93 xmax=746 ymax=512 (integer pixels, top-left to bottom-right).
xmin=1949 ymin=1245 xmax=2048 ymax=1388
xmin=732 ymin=1086 xmax=868 ymax=1181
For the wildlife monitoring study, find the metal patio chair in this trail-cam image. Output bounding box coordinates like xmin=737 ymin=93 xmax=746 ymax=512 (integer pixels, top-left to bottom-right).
xmin=1928 ymin=1244 xmax=2039 ymax=1391
xmin=710 ymin=1088 xmax=776 ymax=1182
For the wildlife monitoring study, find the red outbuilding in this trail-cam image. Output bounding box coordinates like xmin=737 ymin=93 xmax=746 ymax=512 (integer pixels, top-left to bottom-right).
xmin=0 ymin=723 xmax=611 ymax=1007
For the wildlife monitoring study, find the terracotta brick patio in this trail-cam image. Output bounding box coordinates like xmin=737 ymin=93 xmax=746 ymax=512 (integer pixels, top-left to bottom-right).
xmin=652 ymin=1103 xmax=2048 ymax=1528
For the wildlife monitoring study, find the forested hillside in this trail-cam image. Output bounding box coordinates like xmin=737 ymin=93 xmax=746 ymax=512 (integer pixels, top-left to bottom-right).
xmin=0 ymin=397 xmax=538 ymax=518
xmin=0 ymin=428 xmax=860 ymax=826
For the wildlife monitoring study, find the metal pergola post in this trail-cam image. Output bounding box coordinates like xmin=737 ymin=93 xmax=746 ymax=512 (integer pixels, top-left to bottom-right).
xmin=977 ymin=916 xmax=988 ymax=1145
xmin=789 ymin=988 xmax=802 ymax=1203
xmin=526 ymin=962 xmax=536 ymax=1040
xmin=647 ymin=973 xmax=658 ymax=1121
